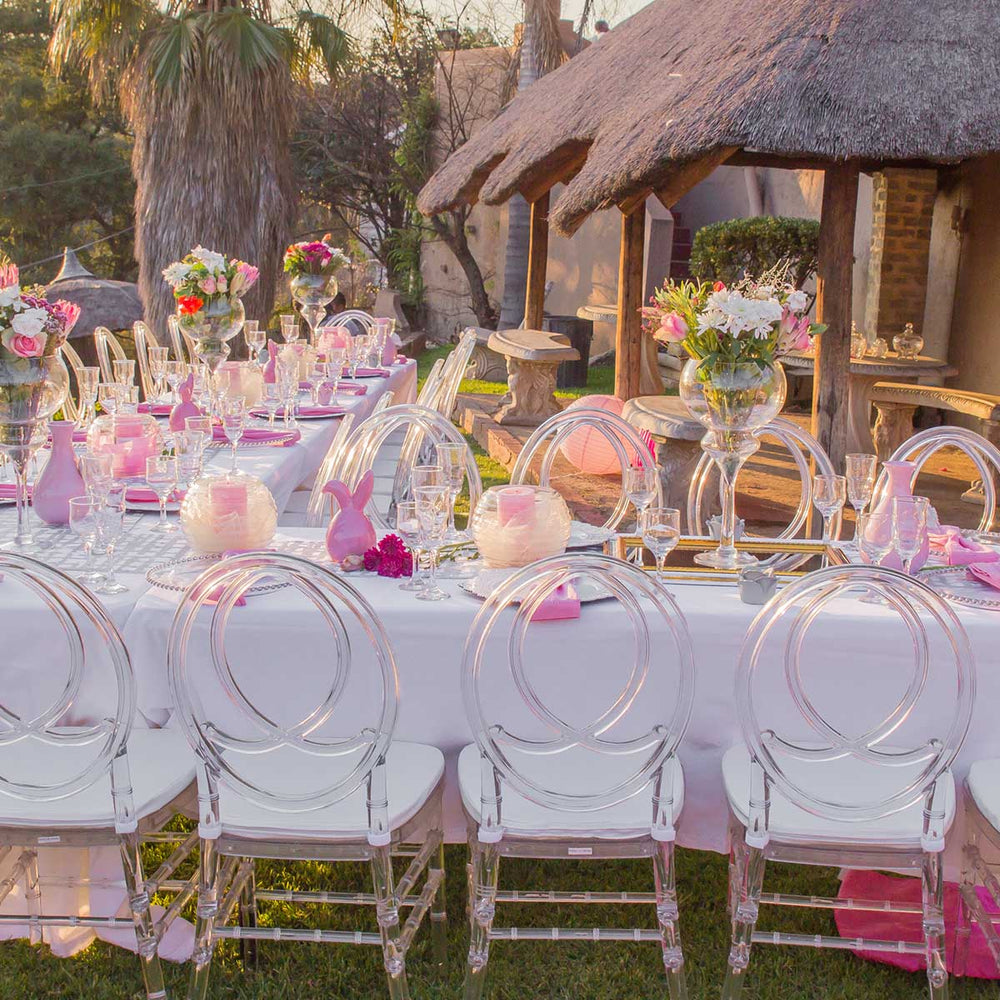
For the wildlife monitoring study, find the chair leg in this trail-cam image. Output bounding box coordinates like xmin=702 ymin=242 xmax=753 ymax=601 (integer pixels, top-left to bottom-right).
xmin=722 ymin=837 xmax=765 ymax=1000
xmin=238 ymin=863 xmax=259 ymax=971
xmin=464 ymin=839 xmax=500 ymax=1000
xmin=953 ymin=842 xmax=975 ymax=978
xmin=430 ymin=840 xmax=448 ymax=969
xmin=119 ymin=831 xmax=167 ymax=1000
xmin=23 ymin=850 xmax=41 ymax=947
xmin=653 ymin=838 xmax=688 ymax=1000
xmin=187 ymin=839 xmax=221 ymax=1000
xmin=921 ymin=850 xmax=949 ymax=1000
xmin=371 ymin=843 xmax=410 ymax=1000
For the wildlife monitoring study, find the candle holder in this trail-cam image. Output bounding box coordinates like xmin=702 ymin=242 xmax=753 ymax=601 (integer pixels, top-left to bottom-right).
xmin=179 ymin=471 xmax=277 ymax=554
xmin=469 ymin=485 xmax=571 ymax=568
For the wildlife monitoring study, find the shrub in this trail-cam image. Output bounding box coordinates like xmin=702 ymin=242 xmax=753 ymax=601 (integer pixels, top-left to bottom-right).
xmin=690 ymin=216 xmax=820 ymax=288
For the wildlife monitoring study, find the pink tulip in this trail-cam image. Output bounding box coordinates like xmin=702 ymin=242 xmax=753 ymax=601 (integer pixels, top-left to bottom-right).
xmin=657 ymin=311 xmax=688 ymax=342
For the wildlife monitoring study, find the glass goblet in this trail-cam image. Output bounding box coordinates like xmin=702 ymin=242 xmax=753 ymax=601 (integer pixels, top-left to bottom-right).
xmin=307 ymin=363 xmax=327 ymax=407
xmin=76 ymin=367 xmax=101 ymax=428
xmin=112 ymin=358 xmax=136 ymax=388
xmin=845 ymin=453 xmax=877 ymax=541
xmin=812 ymin=474 xmax=847 ymax=541
xmin=148 ymin=346 xmax=169 ymax=403
xmin=185 ymin=414 xmax=213 ymax=454
xmin=857 ymin=510 xmax=894 ymax=567
xmin=641 ymin=505 xmax=681 ymax=583
xmin=892 ymin=495 xmax=929 ymax=575
xmin=260 ymin=383 xmax=282 ymax=429
xmin=411 ymin=464 xmax=443 ymax=492
xmin=414 ymin=485 xmax=450 ymax=602
xmin=221 ymin=396 xmax=246 ymax=472
xmin=79 ymin=452 xmax=114 ymax=501
xmin=279 ymin=314 xmax=300 ymax=343
xmin=172 ymin=430 xmax=204 ymax=490
xmin=395 ymin=500 xmax=425 ymax=592
xmin=349 ymin=335 xmax=369 ymax=379
xmin=97 ymin=382 xmax=121 ymax=416
xmin=163 ymin=360 xmax=186 ymax=404
xmin=145 ymin=454 xmax=178 ymax=532
xmin=68 ymin=495 xmax=104 ymax=586
xmin=625 ymin=465 xmax=658 ymax=533
xmin=95 ymin=495 xmax=128 ymax=595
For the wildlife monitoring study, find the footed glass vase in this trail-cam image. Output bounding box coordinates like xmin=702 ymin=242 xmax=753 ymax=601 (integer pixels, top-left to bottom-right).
xmin=290 ymin=274 xmax=337 ymax=346
xmin=679 ymin=358 xmax=786 ymax=569
xmin=178 ymin=297 xmax=245 ymax=376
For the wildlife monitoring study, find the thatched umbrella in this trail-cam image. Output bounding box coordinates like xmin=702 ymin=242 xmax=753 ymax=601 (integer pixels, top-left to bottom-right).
xmin=418 ymin=0 xmax=1000 ymax=465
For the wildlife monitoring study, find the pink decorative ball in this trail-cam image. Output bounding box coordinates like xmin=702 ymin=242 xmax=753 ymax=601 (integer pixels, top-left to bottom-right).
xmin=557 ymin=395 xmax=639 ymax=475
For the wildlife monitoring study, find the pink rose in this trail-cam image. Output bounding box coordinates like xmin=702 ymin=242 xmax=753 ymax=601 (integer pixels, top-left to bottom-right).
xmin=199 ymin=277 xmax=217 ymax=295
xmin=216 ymin=275 xmax=227 ymax=293
xmin=1 ymin=330 xmax=45 ymax=358
xmin=656 ymin=311 xmax=688 ymax=343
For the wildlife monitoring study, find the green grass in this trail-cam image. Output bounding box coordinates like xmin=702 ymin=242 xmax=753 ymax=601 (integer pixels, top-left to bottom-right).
xmin=0 ymin=845 xmax=991 ymax=999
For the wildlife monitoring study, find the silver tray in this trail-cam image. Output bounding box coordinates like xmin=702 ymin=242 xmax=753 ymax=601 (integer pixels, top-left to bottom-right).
xmin=566 ymin=520 xmax=616 ymax=549
xmin=459 ymin=566 xmax=613 ymax=604
xmin=146 ymin=554 xmax=289 ymax=595
xmin=920 ymin=565 xmax=1000 ymax=612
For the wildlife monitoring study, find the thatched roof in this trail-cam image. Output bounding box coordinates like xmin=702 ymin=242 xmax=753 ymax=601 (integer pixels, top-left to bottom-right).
xmin=46 ymin=250 xmax=143 ymax=338
xmin=418 ymin=0 xmax=1000 ymax=235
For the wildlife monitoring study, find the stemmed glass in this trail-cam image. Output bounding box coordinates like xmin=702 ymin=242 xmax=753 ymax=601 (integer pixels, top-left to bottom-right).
xmin=625 ymin=465 xmax=657 ymax=533
xmin=857 ymin=510 xmax=894 ymax=567
xmin=279 ymin=314 xmax=300 ymax=344
xmin=348 ymin=335 xmax=369 ymax=379
xmin=892 ymin=495 xmax=929 ymax=575
xmin=812 ymin=474 xmax=847 ymax=541
xmin=76 ymin=367 xmax=100 ymax=428
xmin=395 ymin=500 xmax=425 ymax=592
xmin=163 ymin=360 xmax=186 ymax=403
xmin=97 ymin=383 xmax=121 ymax=416
xmin=306 ymin=361 xmax=327 ymax=407
xmin=221 ymin=396 xmax=246 ymax=471
xmin=642 ymin=506 xmax=681 ymax=583
xmin=148 ymin=346 xmax=169 ymax=403
xmin=435 ymin=442 xmax=468 ymax=543
xmin=244 ymin=320 xmax=265 ymax=363
xmin=414 ymin=485 xmax=450 ymax=602
xmin=95 ymin=492 xmax=128 ymax=595
xmin=845 ymin=453 xmax=877 ymax=541
xmin=185 ymin=414 xmax=213 ymax=453
xmin=145 ymin=455 xmax=178 ymax=532
xmin=260 ymin=383 xmax=282 ymax=429
xmin=68 ymin=496 xmax=104 ymax=586
xmin=112 ymin=358 xmax=136 ymax=389
xmin=80 ymin=452 xmax=113 ymax=501
xmin=326 ymin=348 xmax=346 ymax=396
xmin=173 ymin=430 xmax=204 ymax=490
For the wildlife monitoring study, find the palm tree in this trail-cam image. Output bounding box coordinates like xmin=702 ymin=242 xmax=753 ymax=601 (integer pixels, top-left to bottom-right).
xmin=49 ymin=0 xmax=360 ymax=340
xmin=496 ymin=0 xmax=565 ymax=330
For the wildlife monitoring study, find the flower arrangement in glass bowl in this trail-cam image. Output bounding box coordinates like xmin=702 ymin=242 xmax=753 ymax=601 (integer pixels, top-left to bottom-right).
xmin=283 ymin=236 xmax=350 ymax=344
xmin=643 ymin=265 xmax=825 ymax=570
xmin=162 ymin=246 xmax=259 ymax=375
xmin=0 ymin=258 xmax=81 ymax=545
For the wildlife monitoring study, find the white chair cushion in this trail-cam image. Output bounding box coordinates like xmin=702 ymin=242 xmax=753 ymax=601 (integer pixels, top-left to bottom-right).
xmin=967 ymin=759 xmax=1000 ymax=833
xmin=218 ymin=741 xmax=444 ymax=841
xmin=0 ymin=728 xmax=196 ymax=830
xmin=722 ymin=744 xmax=956 ymax=846
xmin=457 ymin=743 xmax=684 ymax=840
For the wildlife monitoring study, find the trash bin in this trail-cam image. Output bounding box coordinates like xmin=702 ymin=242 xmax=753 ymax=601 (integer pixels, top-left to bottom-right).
xmin=544 ymin=315 xmax=593 ymax=388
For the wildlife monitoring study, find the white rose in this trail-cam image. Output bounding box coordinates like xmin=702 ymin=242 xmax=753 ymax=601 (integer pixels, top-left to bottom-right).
xmin=786 ymin=289 xmax=808 ymax=312
xmin=0 ymin=284 xmax=20 ymax=309
xmin=11 ymin=307 xmax=48 ymax=339
xmin=191 ymin=246 xmax=226 ymax=273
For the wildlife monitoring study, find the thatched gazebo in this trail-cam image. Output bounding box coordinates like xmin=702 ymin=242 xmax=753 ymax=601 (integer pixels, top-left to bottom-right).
xmin=417 ymin=0 xmax=1000 ymax=465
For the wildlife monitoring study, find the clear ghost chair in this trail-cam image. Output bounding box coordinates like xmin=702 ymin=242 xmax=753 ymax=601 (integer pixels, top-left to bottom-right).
xmin=371 ymin=388 xmax=396 ymax=414
xmin=326 ymin=309 xmax=376 ymax=335
xmin=687 ymin=417 xmax=841 ymax=569
xmin=94 ymin=325 xmax=128 ymax=383
xmin=166 ymin=314 xmax=188 ymax=364
xmin=416 ymin=357 xmax=445 ymax=408
xmin=338 ymin=403 xmax=481 ymax=531
xmin=426 ymin=329 xmax=476 ymax=419
xmin=954 ymin=760 xmax=1000 ymax=975
xmin=880 ymin=426 xmax=1000 ymax=535
xmin=722 ymin=565 xmax=975 ymax=1000
xmin=0 ymin=552 xmax=197 ymax=1000
xmin=132 ymin=321 xmax=159 ymax=400
xmin=57 ymin=340 xmax=85 ymax=423
xmin=167 ymin=553 xmax=447 ymax=1000
xmin=510 ymin=407 xmax=662 ymax=529
xmin=459 ymin=552 xmax=695 ymax=1000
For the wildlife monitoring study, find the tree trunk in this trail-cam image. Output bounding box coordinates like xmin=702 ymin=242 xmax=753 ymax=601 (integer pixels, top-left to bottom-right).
xmin=425 ymin=212 xmax=497 ymax=328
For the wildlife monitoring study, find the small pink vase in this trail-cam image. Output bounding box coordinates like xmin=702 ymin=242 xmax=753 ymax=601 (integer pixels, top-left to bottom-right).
xmin=33 ymin=421 xmax=85 ymax=525
xmin=866 ymin=460 xmax=930 ymax=571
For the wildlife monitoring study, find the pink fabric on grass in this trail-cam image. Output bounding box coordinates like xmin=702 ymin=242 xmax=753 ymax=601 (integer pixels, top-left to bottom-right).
xmin=835 ymin=870 xmax=1000 ymax=979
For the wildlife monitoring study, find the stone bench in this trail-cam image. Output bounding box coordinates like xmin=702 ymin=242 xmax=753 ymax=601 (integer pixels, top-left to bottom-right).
xmin=622 ymin=395 xmax=705 ymax=510
xmin=488 ymin=329 xmax=579 ymax=426
xmin=466 ymin=327 xmax=508 ymax=382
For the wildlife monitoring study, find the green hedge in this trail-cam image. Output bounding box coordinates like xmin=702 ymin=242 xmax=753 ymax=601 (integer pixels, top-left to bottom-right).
xmin=690 ymin=216 xmax=820 ymax=288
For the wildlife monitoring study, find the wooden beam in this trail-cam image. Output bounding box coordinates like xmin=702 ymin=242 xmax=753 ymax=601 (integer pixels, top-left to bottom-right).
xmin=615 ymin=203 xmax=646 ymax=401
xmin=524 ymin=192 xmax=550 ymax=331
xmin=813 ymin=161 xmax=861 ymax=469
xmin=652 ymin=148 xmax=740 ymax=210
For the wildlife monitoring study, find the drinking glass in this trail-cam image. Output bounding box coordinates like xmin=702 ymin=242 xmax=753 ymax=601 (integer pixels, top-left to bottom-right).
xmin=395 ymin=500 xmax=424 ymax=592
xmin=121 ymin=385 xmax=140 ymax=413
xmin=845 ymin=453 xmax=877 ymax=541
xmin=76 ymin=366 xmax=100 ymax=428
xmin=642 ymin=506 xmax=681 ymax=583
xmin=173 ymin=430 xmax=203 ymax=489
xmin=892 ymin=495 xmax=929 ymax=575
xmin=857 ymin=510 xmax=894 ymax=567
xmin=148 ymin=346 xmax=169 ymax=402
xmin=95 ymin=495 xmax=128 ymax=595
xmin=80 ymin=452 xmax=113 ymax=501
xmin=68 ymin=496 xmax=103 ymax=586
xmin=221 ymin=396 xmax=246 ymax=471
xmin=145 ymin=455 xmax=178 ymax=532
xmin=97 ymin=382 xmax=121 ymax=416
xmin=349 ymin=335 xmax=369 ymax=378
xmin=435 ymin=442 xmax=468 ymax=543
xmin=625 ymin=465 xmax=658 ymax=532
xmin=260 ymin=383 xmax=282 ymax=429
xmin=414 ymin=485 xmax=450 ymax=602
xmin=279 ymin=314 xmax=300 ymax=343
xmin=244 ymin=320 xmax=264 ymax=361
xmin=411 ymin=464 xmax=443 ymax=491
xmin=278 ymin=374 xmax=299 ymax=428
xmin=812 ymin=474 xmax=847 ymax=541
xmin=112 ymin=358 xmax=136 ymax=388
xmin=185 ymin=414 xmax=213 ymax=453
xmin=307 ymin=362 xmax=327 ymax=407
xmin=163 ymin=360 xmax=186 ymax=403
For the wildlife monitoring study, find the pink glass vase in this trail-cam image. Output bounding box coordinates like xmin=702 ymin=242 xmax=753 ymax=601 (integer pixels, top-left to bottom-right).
xmin=33 ymin=420 xmax=85 ymax=525
xmin=867 ymin=460 xmax=930 ymax=571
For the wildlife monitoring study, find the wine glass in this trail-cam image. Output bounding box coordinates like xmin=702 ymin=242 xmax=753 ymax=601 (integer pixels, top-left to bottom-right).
xmin=163 ymin=360 xmax=186 ymax=403
xmin=260 ymin=382 xmax=282 ymax=429
xmin=812 ymin=474 xmax=847 ymax=541
xmin=414 ymin=485 xmax=450 ymax=602
xmin=145 ymin=455 xmax=178 ymax=532
xmin=112 ymin=358 xmax=136 ymax=388
xmin=68 ymin=496 xmax=103 ymax=586
xmin=642 ymin=506 xmax=681 ymax=583
xmin=625 ymin=465 xmax=658 ymax=533
xmin=221 ymin=396 xmax=246 ymax=471
xmin=857 ymin=510 xmax=894 ymax=567
xmin=279 ymin=314 xmax=300 ymax=343
xmin=148 ymin=346 xmax=169 ymax=403
xmin=411 ymin=464 xmax=443 ymax=491
xmin=76 ymin=367 xmax=100 ymax=428
xmin=79 ymin=452 xmax=113 ymax=501
xmin=97 ymin=382 xmax=121 ymax=416
xmin=395 ymin=500 xmax=424 ymax=593
xmin=348 ymin=335 xmax=369 ymax=379
xmin=845 ymin=453 xmax=877 ymax=541
xmin=172 ymin=430 xmax=203 ymax=490
xmin=306 ymin=361 xmax=327 ymax=407
xmin=892 ymin=495 xmax=929 ymax=575
xmin=95 ymin=494 xmax=128 ymax=595
xmin=277 ymin=371 xmax=299 ymax=427
xmin=185 ymin=414 xmax=213 ymax=453
xmin=244 ymin=320 xmax=264 ymax=361
xmin=435 ymin=442 xmax=467 ymax=543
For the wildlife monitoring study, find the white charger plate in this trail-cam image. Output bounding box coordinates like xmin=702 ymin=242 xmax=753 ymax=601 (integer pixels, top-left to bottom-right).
xmin=459 ymin=566 xmax=613 ymax=603
xmin=920 ymin=564 xmax=1000 ymax=612
xmin=566 ymin=520 xmax=616 ymax=549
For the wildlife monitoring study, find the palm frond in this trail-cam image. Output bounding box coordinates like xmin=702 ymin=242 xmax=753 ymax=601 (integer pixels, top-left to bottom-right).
xmin=292 ymin=10 xmax=352 ymax=82
xmin=145 ymin=13 xmax=202 ymax=93
xmin=203 ymin=7 xmax=291 ymax=79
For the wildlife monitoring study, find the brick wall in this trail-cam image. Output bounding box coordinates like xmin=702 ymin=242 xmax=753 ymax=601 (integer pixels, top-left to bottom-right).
xmin=863 ymin=168 xmax=937 ymax=340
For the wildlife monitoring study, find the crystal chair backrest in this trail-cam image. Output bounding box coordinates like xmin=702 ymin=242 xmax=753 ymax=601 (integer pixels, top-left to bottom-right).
xmin=0 ymin=553 xmax=138 ymax=829
xmin=416 ymin=358 xmax=445 ymax=408
xmin=462 ymin=553 xmax=695 ymax=838
xmin=338 ymin=403 xmax=481 ymax=531
xmin=166 ymin=314 xmax=188 ymax=364
xmin=426 ymin=330 xmax=476 ymax=419
xmin=880 ymin=426 xmax=1000 ymax=534
xmin=304 ymin=411 xmax=358 ymax=527
xmin=167 ymin=553 xmax=398 ymax=837
xmin=371 ymin=389 xmax=395 ymax=414
xmin=736 ymin=565 xmax=975 ymax=846
xmin=94 ymin=326 xmax=128 ymax=384
xmin=132 ymin=321 xmax=157 ymax=400
xmin=327 ymin=310 xmax=375 ymax=336
xmin=58 ymin=341 xmax=84 ymax=422
xmin=510 ymin=407 xmax=662 ymax=529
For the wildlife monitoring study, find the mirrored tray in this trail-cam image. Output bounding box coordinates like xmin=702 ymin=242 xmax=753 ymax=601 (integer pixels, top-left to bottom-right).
xmin=459 ymin=566 xmax=613 ymax=603
xmin=920 ymin=565 xmax=1000 ymax=612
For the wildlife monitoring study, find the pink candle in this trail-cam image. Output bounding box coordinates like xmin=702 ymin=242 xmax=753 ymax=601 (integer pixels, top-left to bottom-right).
xmin=497 ymin=486 xmax=536 ymax=527
xmin=114 ymin=415 xmax=146 ymax=440
xmin=112 ymin=443 xmax=146 ymax=478
xmin=211 ymin=481 xmax=248 ymax=518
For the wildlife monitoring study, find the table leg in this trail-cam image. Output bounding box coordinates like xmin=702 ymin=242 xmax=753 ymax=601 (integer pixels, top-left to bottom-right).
xmin=846 ymin=374 xmax=881 ymax=456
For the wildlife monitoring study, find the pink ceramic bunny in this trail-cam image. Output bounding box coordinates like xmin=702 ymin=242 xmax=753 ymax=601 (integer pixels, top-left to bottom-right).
xmin=262 ymin=341 xmax=279 ymax=384
xmin=169 ymin=373 xmax=203 ymax=432
xmin=322 ymin=470 xmax=377 ymax=563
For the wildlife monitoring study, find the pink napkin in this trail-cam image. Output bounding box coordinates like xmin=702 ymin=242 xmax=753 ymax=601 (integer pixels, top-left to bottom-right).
xmin=211 ymin=425 xmax=301 ymax=445
xmin=352 ymin=367 xmax=391 ymax=378
xmin=332 ymin=382 xmax=367 ymax=396
xmin=125 ymin=486 xmax=186 ymax=504
xmin=530 ymin=584 xmax=581 ymax=622
xmin=0 ymin=484 xmax=30 ymax=499
xmin=137 ymin=402 xmax=173 ymax=416
xmin=928 ymin=525 xmax=999 ymax=565
xmin=968 ymin=562 xmax=1000 ymax=591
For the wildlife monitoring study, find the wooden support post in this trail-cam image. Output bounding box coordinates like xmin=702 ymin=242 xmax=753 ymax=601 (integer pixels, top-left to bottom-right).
xmin=615 ymin=203 xmax=646 ymax=401
xmin=523 ymin=192 xmax=550 ymax=331
xmin=813 ymin=162 xmax=860 ymax=469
